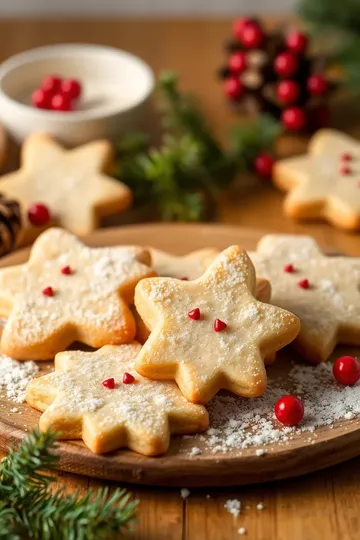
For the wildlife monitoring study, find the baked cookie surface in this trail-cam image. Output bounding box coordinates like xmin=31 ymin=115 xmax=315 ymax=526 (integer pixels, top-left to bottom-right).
xmin=135 ymin=245 xmax=300 ymax=403
xmin=250 ymin=234 xmax=360 ymax=363
xmin=0 ymin=228 xmax=156 ymax=360
xmin=26 ymin=342 xmax=208 ymax=455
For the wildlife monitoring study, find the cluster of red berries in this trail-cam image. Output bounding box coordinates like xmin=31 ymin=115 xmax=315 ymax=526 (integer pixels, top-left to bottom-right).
xmin=275 ymin=356 xmax=360 ymax=426
xmin=31 ymin=75 xmax=82 ymax=112
xmin=221 ymin=17 xmax=330 ymax=132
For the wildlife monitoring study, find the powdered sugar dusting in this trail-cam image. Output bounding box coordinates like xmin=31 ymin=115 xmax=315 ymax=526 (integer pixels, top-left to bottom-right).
xmin=0 ymin=354 xmax=39 ymax=403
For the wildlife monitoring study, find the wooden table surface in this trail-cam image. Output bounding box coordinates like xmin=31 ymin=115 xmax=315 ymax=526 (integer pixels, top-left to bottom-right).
xmin=1 ymin=17 xmax=360 ymax=540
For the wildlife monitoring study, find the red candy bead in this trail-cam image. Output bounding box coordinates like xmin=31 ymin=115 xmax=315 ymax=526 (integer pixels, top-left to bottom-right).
xmin=224 ymin=78 xmax=243 ymax=99
xmin=102 ymin=377 xmax=115 ymax=389
xmin=333 ymin=356 xmax=360 ymax=386
xmin=214 ymin=319 xmax=227 ymax=332
xmin=123 ymin=372 xmax=135 ymax=384
xmin=188 ymin=308 xmax=201 ymax=320
xmin=42 ymin=286 xmax=54 ymax=297
xmin=61 ymin=78 xmax=82 ymax=100
xmin=307 ymin=74 xmax=328 ymax=96
xmin=228 ymin=51 xmax=247 ymax=74
xmin=341 ymin=153 xmax=352 ymax=161
xmin=61 ymin=266 xmax=72 ymax=275
xmin=180 ymin=276 xmax=189 ymax=281
xmin=274 ymin=52 xmax=298 ymax=78
xmin=276 ymin=80 xmax=300 ymax=104
xmin=340 ymin=165 xmax=351 ymax=175
xmin=284 ymin=263 xmax=295 ymax=273
xmin=241 ymin=22 xmax=263 ymax=48
xmin=254 ymin=153 xmax=275 ymax=178
xmin=51 ymin=93 xmax=73 ymax=112
xmin=27 ymin=203 xmax=51 ymax=227
xmin=285 ymin=31 xmax=308 ymax=54
xmin=275 ymin=395 xmax=304 ymax=426
xmin=281 ymin=107 xmax=306 ymax=131
xmin=31 ymin=89 xmax=51 ymax=110
xmin=232 ymin=17 xmax=252 ymax=40
xmin=298 ymin=279 xmax=310 ymax=289
xmin=41 ymin=75 xmax=62 ymax=95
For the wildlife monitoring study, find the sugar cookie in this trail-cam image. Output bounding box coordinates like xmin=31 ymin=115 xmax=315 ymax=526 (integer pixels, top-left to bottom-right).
xmin=250 ymin=234 xmax=360 ymax=363
xmin=274 ymin=129 xmax=360 ymax=230
xmin=135 ymin=245 xmax=300 ymax=403
xmin=0 ymin=132 xmax=131 ymax=242
xmin=26 ymin=342 xmax=209 ymax=455
xmin=0 ymin=228 xmax=156 ymax=360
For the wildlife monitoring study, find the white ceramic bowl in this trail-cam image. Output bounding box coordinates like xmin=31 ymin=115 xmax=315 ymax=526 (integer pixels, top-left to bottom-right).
xmin=0 ymin=44 xmax=155 ymax=146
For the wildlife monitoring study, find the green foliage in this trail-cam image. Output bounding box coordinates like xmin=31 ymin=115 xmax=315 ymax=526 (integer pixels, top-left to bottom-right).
xmin=0 ymin=429 xmax=137 ymax=539
xmin=115 ymin=71 xmax=281 ymax=221
xmin=297 ymin=0 xmax=360 ymax=92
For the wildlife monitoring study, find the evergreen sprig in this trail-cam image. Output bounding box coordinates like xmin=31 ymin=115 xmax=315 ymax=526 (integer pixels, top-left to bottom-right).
xmin=0 ymin=429 xmax=137 ymax=539
xmin=115 ymin=71 xmax=281 ymax=221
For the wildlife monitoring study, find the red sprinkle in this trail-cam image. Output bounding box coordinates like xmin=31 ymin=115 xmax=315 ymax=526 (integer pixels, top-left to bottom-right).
xmin=61 ymin=266 xmax=72 ymax=275
xmin=123 ymin=372 xmax=135 ymax=384
xmin=298 ymin=279 xmax=310 ymax=290
xmin=180 ymin=276 xmax=189 ymax=281
xmin=27 ymin=203 xmax=51 ymax=227
xmin=275 ymin=395 xmax=304 ymax=426
xmin=333 ymin=356 xmax=360 ymax=386
xmin=284 ymin=263 xmax=295 ymax=273
xmin=102 ymin=377 xmax=115 ymax=389
xmin=188 ymin=308 xmax=201 ymax=320
xmin=214 ymin=319 xmax=227 ymax=332
xmin=340 ymin=165 xmax=351 ymax=175
xmin=341 ymin=153 xmax=352 ymax=161
xmin=42 ymin=286 xmax=54 ymax=297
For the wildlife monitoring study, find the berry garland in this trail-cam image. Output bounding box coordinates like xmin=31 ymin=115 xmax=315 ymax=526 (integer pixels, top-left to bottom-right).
xmin=218 ymin=17 xmax=334 ymax=132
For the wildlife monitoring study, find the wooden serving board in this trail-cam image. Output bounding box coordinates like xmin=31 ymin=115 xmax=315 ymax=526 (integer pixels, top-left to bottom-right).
xmin=0 ymin=223 xmax=360 ymax=487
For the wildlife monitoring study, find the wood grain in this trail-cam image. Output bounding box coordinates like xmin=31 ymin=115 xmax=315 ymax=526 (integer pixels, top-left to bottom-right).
xmin=1 ymin=17 xmax=360 ymax=540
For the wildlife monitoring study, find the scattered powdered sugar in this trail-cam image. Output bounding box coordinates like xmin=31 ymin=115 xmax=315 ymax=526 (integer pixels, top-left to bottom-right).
xmin=238 ymin=527 xmax=246 ymax=535
xmin=0 ymin=354 xmax=39 ymax=403
xmin=186 ymin=360 xmax=360 ymax=453
xmin=224 ymin=499 xmax=241 ymax=517
xmin=256 ymin=503 xmax=264 ymax=510
xmin=181 ymin=488 xmax=190 ymax=499
xmin=188 ymin=446 xmax=202 ymax=457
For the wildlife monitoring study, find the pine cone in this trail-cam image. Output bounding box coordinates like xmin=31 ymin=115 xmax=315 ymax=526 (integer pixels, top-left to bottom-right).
xmin=0 ymin=193 xmax=22 ymax=256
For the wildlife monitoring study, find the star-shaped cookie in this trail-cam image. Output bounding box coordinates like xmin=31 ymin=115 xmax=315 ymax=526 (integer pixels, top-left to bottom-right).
xmin=274 ymin=129 xmax=360 ymax=230
xmin=0 ymin=228 xmax=156 ymax=360
xmin=0 ymin=132 xmax=131 ymax=241
xmin=250 ymin=234 xmax=360 ymax=363
xmin=26 ymin=342 xmax=208 ymax=455
xmin=135 ymin=245 xmax=300 ymax=403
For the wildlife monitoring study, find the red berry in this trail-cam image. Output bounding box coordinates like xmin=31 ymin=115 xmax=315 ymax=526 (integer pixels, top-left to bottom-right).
xmin=276 ymin=80 xmax=300 ymax=104
xmin=224 ymin=78 xmax=243 ymax=99
xmin=333 ymin=356 xmax=360 ymax=386
xmin=188 ymin=308 xmax=201 ymax=320
xmin=61 ymin=266 xmax=72 ymax=275
xmin=180 ymin=276 xmax=189 ymax=281
xmin=275 ymin=395 xmax=304 ymax=426
xmin=61 ymin=78 xmax=82 ymax=100
xmin=241 ymin=22 xmax=263 ymax=48
xmin=228 ymin=51 xmax=247 ymax=74
xmin=51 ymin=93 xmax=73 ymax=112
xmin=285 ymin=31 xmax=308 ymax=54
xmin=42 ymin=286 xmax=54 ymax=297
xmin=27 ymin=203 xmax=51 ymax=227
xmin=102 ymin=377 xmax=115 ymax=389
xmin=274 ymin=52 xmax=298 ymax=78
xmin=298 ymin=278 xmax=310 ymax=289
xmin=254 ymin=153 xmax=275 ymax=178
xmin=123 ymin=372 xmax=135 ymax=384
xmin=284 ymin=263 xmax=295 ymax=273
xmin=214 ymin=318 xmax=227 ymax=332
xmin=31 ymin=88 xmax=52 ymax=110
xmin=307 ymin=74 xmax=328 ymax=96
xmin=232 ymin=17 xmax=252 ymax=40
xmin=41 ymin=75 xmax=62 ymax=95
xmin=340 ymin=165 xmax=351 ymax=175
xmin=341 ymin=153 xmax=352 ymax=161
xmin=281 ymin=107 xmax=306 ymax=131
